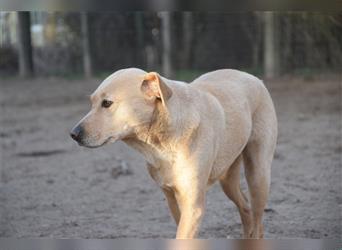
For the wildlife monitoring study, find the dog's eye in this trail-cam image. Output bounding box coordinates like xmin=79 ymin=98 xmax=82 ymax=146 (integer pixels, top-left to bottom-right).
xmin=101 ymin=99 xmax=113 ymax=108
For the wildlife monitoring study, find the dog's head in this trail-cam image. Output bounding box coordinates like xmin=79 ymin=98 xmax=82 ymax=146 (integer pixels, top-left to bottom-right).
xmin=70 ymin=68 xmax=172 ymax=148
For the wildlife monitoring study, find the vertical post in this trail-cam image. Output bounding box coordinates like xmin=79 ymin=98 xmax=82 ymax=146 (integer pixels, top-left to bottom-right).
xmin=263 ymin=12 xmax=278 ymax=79
xmin=17 ymin=11 xmax=33 ymax=77
xmin=81 ymin=12 xmax=93 ymax=78
xmin=160 ymin=11 xmax=173 ymax=77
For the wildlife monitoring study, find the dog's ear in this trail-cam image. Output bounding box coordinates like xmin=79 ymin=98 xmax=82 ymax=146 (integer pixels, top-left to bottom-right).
xmin=141 ymin=72 xmax=172 ymax=107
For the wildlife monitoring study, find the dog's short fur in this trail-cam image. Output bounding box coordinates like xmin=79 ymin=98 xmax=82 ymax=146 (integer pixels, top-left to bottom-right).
xmin=70 ymin=68 xmax=277 ymax=239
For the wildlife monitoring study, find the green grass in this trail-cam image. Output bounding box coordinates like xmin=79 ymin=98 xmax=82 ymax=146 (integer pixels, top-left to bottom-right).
xmin=238 ymin=67 xmax=264 ymax=78
xmin=174 ymin=70 xmax=205 ymax=82
xmin=95 ymin=71 xmax=115 ymax=80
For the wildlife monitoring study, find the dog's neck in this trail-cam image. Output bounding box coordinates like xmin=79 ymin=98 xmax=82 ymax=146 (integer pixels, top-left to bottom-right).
xmin=139 ymin=101 xmax=171 ymax=147
xmin=123 ymin=101 xmax=174 ymax=158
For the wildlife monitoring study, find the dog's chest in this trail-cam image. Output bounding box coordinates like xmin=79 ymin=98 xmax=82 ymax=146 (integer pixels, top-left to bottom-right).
xmin=147 ymin=150 xmax=179 ymax=189
xmin=142 ymin=147 xmax=174 ymax=188
xmin=124 ymin=139 xmax=174 ymax=188
xmin=146 ymin=160 xmax=173 ymax=188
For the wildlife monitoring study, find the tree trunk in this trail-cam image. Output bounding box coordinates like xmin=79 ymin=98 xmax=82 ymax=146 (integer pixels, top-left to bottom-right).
xmin=44 ymin=13 xmax=57 ymax=45
xmin=283 ymin=14 xmax=292 ymax=73
xmin=17 ymin=11 xmax=33 ymax=77
xmin=160 ymin=12 xmax=173 ymax=77
xmin=81 ymin=12 xmax=93 ymax=78
xmin=263 ymin=12 xmax=278 ymax=78
xmin=252 ymin=13 xmax=261 ymax=69
xmin=241 ymin=12 xmax=261 ymax=70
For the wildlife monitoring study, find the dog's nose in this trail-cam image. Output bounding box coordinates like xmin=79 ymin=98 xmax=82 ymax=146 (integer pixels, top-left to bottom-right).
xmin=70 ymin=125 xmax=84 ymax=142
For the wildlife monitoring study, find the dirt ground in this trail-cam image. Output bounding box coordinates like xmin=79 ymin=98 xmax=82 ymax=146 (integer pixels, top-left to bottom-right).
xmin=0 ymin=75 xmax=341 ymax=238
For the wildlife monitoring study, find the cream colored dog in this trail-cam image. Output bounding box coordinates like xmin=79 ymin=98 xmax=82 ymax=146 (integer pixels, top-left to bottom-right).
xmin=70 ymin=68 xmax=277 ymax=239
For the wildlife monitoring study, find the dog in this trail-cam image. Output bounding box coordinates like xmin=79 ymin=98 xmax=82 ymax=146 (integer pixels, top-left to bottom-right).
xmin=70 ymin=68 xmax=277 ymax=239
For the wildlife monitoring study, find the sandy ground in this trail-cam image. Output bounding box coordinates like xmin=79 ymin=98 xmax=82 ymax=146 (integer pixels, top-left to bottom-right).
xmin=0 ymin=75 xmax=341 ymax=238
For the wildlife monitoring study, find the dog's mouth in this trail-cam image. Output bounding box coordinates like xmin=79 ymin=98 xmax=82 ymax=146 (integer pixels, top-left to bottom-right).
xmin=78 ymin=136 xmax=117 ymax=149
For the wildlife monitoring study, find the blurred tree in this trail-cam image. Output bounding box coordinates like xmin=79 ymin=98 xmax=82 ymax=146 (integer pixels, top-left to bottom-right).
xmin=280 ymin=13 xmax=292 ymax=74
xmin=263 ymin=12 xmax=279 ymax=78
xmin=252 ymin=13 xmax=262 ymax=70
xmin=17 ymin=12 xmax=33 ymax=77
xmin=81 ymin=12 xmax=93 ymax=78
xmin=44 ymin=13 xmax=57 ymax=44
xmin=241 ymin=12 xmax=262 ymax=70
xmin=160 ymin=12 xmax=173 ymax=77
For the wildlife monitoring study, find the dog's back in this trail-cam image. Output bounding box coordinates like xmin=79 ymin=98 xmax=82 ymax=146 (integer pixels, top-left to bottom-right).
xmin=191 ymin=69 xmax=268 ymax=116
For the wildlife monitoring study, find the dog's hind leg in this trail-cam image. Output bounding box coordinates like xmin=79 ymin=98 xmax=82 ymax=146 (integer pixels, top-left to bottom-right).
xmin=242 ymin=102 xmax=277 ymax=238
xmin=220 ymin=154 xmax=253 ymax=238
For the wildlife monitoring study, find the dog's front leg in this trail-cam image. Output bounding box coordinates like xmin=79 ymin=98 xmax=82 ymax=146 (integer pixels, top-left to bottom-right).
xmin=171 ymin=148 xmax=212 ymax=239
xmin=175 ymin=187 xmax=206 ymax=239
xmin=162 ymin=188 xmax=180 ymax=225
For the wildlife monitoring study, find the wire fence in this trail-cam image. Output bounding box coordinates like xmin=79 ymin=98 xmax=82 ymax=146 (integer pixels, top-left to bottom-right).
xmin=0 ymin=12 xmax=341 ymax=77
